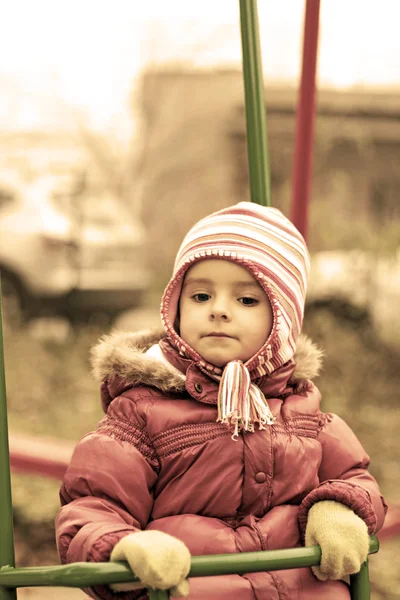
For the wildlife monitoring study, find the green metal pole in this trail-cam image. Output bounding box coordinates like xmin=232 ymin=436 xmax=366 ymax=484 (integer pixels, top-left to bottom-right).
xmin=349 ymin=559 xmax=372 ymax=600
xmin=0 ymin=280 xmax=17 ymax=600
xmin=0 ymin=537 xmax=379 ymax=589
xmin=149 ymin=590 xmax=169 ymax=600
xmin=239 ymin=0 xmax=271 ymax=207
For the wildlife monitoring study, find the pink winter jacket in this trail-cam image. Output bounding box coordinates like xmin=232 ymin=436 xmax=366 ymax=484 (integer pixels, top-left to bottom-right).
xmin=55 ymin=330 xmax=387 ymax=600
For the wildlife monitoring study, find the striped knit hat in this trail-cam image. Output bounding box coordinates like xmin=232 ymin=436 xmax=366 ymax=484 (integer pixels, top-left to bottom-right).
xmin=161 ymin=202 xmax=310 ymax=435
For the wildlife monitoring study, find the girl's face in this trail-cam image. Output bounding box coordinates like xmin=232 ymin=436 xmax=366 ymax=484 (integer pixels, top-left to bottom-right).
xmin=179 ymin=259 xmax=273 ymax=367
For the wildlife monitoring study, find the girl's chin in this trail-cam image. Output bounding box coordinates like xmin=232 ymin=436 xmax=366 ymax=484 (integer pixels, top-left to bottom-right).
xmin=200 ymin=352 xmax=241 ymax=368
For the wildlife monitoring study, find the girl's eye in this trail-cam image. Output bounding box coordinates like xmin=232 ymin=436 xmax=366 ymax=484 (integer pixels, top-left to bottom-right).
xmin=239 ymin=297 xmax=258 ymax=306
xmin=193 ymin=293 xmax=211 ymax=303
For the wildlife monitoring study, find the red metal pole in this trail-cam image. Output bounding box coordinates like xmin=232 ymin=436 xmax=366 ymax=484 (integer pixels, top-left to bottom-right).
xmin=9 ymin=433 xmax=73 ymax=480
xmin=290 ymin=0 xmax=321 ymax=241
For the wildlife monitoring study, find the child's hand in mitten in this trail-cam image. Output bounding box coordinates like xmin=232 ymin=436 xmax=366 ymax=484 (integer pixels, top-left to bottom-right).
xmin=305 ymin=500 xmax=369 ymax=581
xmin=109 ymin=530 xmax=191 ymax=597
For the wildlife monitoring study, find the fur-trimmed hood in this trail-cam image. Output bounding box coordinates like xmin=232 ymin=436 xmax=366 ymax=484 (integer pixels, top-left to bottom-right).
xmin=90 ymin=329 xmax=323 ymax=396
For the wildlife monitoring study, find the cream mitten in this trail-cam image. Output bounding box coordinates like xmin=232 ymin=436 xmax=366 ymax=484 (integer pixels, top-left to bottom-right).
xmin=305 ymin=500 xmax=369 ymax=581
xmin=109 ymin=530 xmax=190 ymax=596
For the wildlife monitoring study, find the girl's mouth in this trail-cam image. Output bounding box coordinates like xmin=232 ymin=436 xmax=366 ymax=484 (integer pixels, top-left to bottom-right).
xmin=205 ymin=333 xmax=234 ymax=338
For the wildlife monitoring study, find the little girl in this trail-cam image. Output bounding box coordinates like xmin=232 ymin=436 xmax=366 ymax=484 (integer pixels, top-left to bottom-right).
xmin=56 ymin=202 xmax=387 ymax=600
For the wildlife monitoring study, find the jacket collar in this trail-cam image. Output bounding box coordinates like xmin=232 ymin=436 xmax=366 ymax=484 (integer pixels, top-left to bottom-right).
xmin=91 ymin=329 xmax=323 ymax=412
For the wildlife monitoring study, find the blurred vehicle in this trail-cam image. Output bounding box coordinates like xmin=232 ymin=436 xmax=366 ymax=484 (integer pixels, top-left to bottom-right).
xmin=307 ymin=249 xmax=400 ymax=350
xmin=0 ymin=175 xmax=77 ymax=326
xmin=63 ymin=189 xmax=150 ymax=320
xmin=0 ymin=173 xmax=150 ymax=326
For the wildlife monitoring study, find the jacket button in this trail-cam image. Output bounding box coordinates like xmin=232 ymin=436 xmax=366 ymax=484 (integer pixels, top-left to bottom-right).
xmin=255 ymin=472 xmax=267 ymax=483
xmin=194 ymin=383 xmax=203 ymax=394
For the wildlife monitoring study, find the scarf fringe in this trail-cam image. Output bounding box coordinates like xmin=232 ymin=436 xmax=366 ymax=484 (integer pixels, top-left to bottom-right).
xmin=217 ymin=361 xmax=275 ymax=440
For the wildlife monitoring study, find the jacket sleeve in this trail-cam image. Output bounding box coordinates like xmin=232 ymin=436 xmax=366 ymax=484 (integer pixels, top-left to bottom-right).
xmin=298 ymin=412 xmax=387 ymax=538
xmin=55 ymin=395 xmax=159 ymax=600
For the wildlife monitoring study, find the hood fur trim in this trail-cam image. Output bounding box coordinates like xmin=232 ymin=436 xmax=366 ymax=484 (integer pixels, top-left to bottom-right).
xmin=91 ymin=329 xmax=186 ymax=393
xmin=291 ymin=334 xmax=324 ymax=382
xmin=90 ymin=329 xmax=323 ymax=394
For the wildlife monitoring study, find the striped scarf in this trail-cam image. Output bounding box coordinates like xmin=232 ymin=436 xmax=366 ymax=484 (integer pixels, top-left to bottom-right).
xmin=217 ymin=361 xmax=275 ymax=439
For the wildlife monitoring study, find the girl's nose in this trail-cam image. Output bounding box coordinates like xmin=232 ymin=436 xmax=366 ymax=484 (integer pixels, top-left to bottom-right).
xmin=210 ymin=311 xmax=229 ymax=321
xmin=210 ymin=300 xmax=231 ymax=321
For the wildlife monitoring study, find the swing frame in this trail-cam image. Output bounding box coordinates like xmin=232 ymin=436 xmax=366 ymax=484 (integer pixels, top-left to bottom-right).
xmin=0 ymin=1 xmax=379 ymax=599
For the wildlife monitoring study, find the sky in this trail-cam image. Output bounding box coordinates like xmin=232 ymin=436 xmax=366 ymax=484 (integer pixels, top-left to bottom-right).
xmin=1 ymin=0 xmax=400 ymax=141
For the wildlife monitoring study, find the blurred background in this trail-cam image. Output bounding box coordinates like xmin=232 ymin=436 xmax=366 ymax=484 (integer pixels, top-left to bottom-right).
xmin=1 ymin=1 xmax=399 ymax=598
